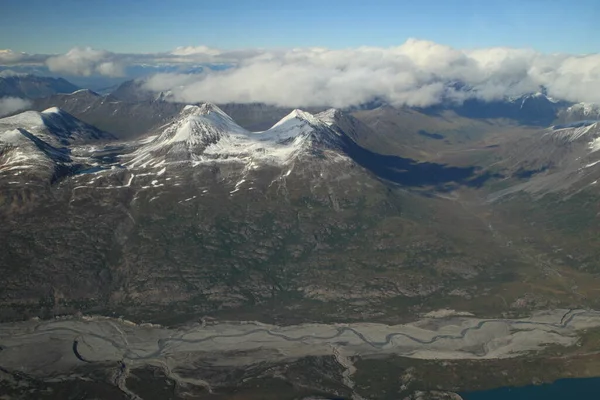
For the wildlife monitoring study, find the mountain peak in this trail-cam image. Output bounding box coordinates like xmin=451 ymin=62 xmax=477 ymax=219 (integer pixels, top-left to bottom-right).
xmin=0 ymin=108 xmax=114 ymax=146
xmin=41 ymin=106 xmax=63 ymax=115
xmin=70 ymin=89 xmax=100 ymax=97
xmin=315 ymin=108 xmax=343 ymax=125
xmin=145 ymin=103 xmax=246 ymax=155
xmin=129 ymin=105 xmax=349 ymax=169
xmin=183 ymin=102 xmax=228 ymax=116
xmin=271 ymin=109 xmax=322 ymax=130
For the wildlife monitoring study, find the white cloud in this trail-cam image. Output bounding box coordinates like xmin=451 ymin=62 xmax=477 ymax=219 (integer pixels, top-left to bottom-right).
xmin=46 ymin=47 xmax=125 ymax=77
xmin=2 ymin=40 xmax=600 ymax=107
xmin=0 ymin=50 xmax=46 ymax=65
xmin=141 ymin=39 xmax=600 ymax=108
xmin=171 ymin=45 xmax=222 ymax=57
xmin=0 ymin=97 xmax=31 ymax=117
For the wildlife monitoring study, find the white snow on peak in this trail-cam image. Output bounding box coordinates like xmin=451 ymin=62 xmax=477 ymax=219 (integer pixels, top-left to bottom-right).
xmin=259 ymin=108 xmax=331 ymax=144
xmin=548 ymin=121 xmax=600 ymax=155
xmin=271 ymin=109 xmax=322 ymax=130
xmin=508 ymin=92 xmax=560 ymax=105
xmin=164 ymin=104 xmax=247 ymax=145
xmin=0 ymin=128 xmax=64 ymax=172
xmin=183 ymin=103 xmax=228 ymax=117
xmin=316 ymin=108 xmax=342 ymax=126
xmin=0 ymin=128 xmax=30 ymax=145
xmin=70 ymin=89 xmax=99 ymax=96
xmin=179 ymin=103 xmax=241 ymax=128
xmin=41 ymin=107 xmax=62 ymax=114
xmin=0 ymin=107 xmax=111 ymax=146
xmin=128 ymin=103 xmax=346 ymax=169
xmin=530 ymin=92 xmax=559 ymax=102
xmin=0 ymin=110 xmax=44 ymax=127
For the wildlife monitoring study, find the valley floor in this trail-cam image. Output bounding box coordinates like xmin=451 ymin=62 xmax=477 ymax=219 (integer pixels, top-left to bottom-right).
xmin=2 ymin=309 xmax=600 ymax=399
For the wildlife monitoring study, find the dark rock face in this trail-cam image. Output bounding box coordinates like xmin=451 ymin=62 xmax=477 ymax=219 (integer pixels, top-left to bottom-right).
xmin=422 ymin=94 xmax=570 ymax=126
xmin=0 ymin=74 xmax=79 ymax=99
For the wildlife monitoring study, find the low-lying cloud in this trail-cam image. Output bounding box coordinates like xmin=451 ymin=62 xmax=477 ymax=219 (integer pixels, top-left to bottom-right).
xmin=2 ymin=39 xmax=600 ymax=107
xmin=142 ymin=40 xmax=600 ymax=107
xmin=0 ymin=50 xmax=47 ymax=65
xmin=46 ymin=47 xmax=126 ymax=77
xmin=0 ymin=97 xmax=31 ymax=117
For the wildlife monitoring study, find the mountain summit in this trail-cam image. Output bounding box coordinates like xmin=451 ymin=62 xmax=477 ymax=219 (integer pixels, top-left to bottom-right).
xmin=127 ymin=103 xmax=347 ymax=169
xmin=0 ymin=107 xmax=114 ymax=146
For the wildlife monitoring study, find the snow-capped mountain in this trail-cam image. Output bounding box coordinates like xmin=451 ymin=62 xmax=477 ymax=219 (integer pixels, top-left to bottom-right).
xmin=125 ymin=103 xmax=346 ymax=171
xmin=0 ymin=108 xmax=115 ymax=185
xmin=2 ymin=98 xmax=557 ymax=336
xmin=556 ymin=102 xmax=600 ymax=124
xmin=0 ymin=107 xmax=115 ymax=147
xmin=0 ymin=127 xmax=70 ymax=176
xmin=1 ymin=102 xmax=488 ymax=196
xmin=489 ymin=120 xmax=600 ymax=199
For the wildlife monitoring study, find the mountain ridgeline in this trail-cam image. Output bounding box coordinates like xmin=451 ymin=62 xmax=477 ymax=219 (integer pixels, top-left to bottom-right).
xmin=2 ymin=81 xmax=600 ymax=400
xmin=0 ymin=72 xmax=80 ymax=99
xmin=0 ymin=102 xmax=498 ymax=323
xmin=1 ymin=81 xmax=600 ymax=328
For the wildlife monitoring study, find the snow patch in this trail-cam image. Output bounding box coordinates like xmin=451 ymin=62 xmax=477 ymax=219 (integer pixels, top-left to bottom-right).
xmin=585 ymin=160 xmax=600 ymax=168
xmin=590 ymin=137 xmax=600 ymax=152
xmin=127 ymin=103 xmax=343 ymax=170
xmin=550 ymin=122 xmax=598 ymax=142
xmin=41 ymin=107 xmax=62 ymax=114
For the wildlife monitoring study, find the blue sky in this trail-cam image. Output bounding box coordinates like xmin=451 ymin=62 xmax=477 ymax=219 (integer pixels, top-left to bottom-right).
xmin=1 ymin=0 xmax=599 ymax=54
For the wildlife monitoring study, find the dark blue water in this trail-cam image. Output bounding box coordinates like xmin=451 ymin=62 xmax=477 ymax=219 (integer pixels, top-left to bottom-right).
xmin=460 ymin=377 xmax=600 ymax=400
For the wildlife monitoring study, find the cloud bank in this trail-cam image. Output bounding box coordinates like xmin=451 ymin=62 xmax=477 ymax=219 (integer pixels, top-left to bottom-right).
xmin=0 ymin=97 xmax=31 ymax=117
xmin=0 ymin=50 xmax=47 ymax=65
xmin=46 ymin=47 xmax=126 ymax=77
xmin=141 ymin=40 xmax=600 ymax=107
xmin=2 ymin=39 xmax=600 ymax=107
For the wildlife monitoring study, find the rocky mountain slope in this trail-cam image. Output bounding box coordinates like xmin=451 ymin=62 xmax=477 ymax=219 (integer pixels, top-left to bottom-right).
xmin=30 ymin=88 xmax=326 ymax=139
xmin=30 ymin=90 xmax=186 ymax=139
xmin=488 ymin=121 xmax=600 ymax=198
xmin=3 ymin=97 xmax=600 ymax=400
xmin=0 ymin=103 xmax=508 ymax=324
xmin=2 ymin=98 xmax=600 ymax=326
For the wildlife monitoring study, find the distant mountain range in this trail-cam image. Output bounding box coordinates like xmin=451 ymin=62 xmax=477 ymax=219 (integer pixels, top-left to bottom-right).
xmin=0 ymin=72 xmax=79 ymax=99
xmin=421 ymin=92 xmax=571 ymax=126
